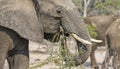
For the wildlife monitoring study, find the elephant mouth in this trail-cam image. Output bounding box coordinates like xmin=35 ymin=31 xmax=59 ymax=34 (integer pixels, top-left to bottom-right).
xmin=60 ymin=27 xmax=102 ymax=65
xmin=59 ymin=29 xmax=90 ymax=65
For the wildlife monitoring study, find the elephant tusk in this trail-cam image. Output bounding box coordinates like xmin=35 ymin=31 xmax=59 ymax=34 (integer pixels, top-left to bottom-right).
xmin=90 ymin=38 xmax=103 ymax=43
xmin=71 ymin=33 xmax=92 ymax=45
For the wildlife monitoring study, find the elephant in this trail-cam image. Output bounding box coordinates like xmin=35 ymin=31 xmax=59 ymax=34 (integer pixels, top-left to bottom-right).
xmin=0 ymin=0 xmax=101 ymax=69
xmin=102 ymin=18 xmax=120 ymax=69
xmin=84 ymin=15 xmax=117 ymax=69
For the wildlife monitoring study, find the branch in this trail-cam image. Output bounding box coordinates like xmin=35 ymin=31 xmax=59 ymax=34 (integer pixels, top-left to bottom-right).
xmin=83 ymin=0 xmax=91 ymax=18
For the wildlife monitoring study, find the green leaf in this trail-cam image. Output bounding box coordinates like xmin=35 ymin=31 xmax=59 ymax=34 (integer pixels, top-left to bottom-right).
xmin=86 ymin=24 xmax=97 ymax=38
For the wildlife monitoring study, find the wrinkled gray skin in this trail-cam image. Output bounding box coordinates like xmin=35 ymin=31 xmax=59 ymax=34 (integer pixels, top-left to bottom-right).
xmin=0 ymin=0 xmax=91 ymax=69
xmin=102 ymin=18 xmax=120 ymax=69
xmin=84 ymin=15 xmax=117 ymax=69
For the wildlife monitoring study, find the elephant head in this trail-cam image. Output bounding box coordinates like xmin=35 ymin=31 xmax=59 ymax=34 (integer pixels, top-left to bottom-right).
xmin=0 ymin=0 xmax=97 ymax=65
xmin=39 ymin=0 xmax=91 ymax=43
xmin=37 ymin=0 xmax=92 ymax=65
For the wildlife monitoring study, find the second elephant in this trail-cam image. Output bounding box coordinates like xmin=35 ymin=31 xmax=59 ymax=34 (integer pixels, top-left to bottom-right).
xmin=84 ymin=15 xmax=117 ymax=69
xmin=102 ymin=18 xmax=120 ymax=69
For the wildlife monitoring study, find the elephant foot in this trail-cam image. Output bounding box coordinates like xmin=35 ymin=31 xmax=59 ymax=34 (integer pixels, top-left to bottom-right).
xmin=91 ymin=63 xmax=99 ymax=69
xmin=91 ymin=65 xmax=99 ymax=69
xmin=94 ymin=66 xmax=99 ymax=69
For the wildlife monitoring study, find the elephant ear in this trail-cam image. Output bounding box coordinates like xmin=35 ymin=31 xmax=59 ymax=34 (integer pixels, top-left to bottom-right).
xmin=0 ymin=0 xmax=44 ymax=43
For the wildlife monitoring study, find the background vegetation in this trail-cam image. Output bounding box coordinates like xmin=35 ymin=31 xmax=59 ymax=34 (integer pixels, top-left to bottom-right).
xmin=73 ymin=0 xmax=120 ymax=37
xmin=73 ymin=0 xmax=120 ymax=15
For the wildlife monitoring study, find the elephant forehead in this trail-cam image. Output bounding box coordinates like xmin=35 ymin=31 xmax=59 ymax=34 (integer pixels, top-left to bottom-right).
xmin=50 ymin=0 xmax=76 ymax=10
xmin=41 ymin=1 xmax=55 ymax=13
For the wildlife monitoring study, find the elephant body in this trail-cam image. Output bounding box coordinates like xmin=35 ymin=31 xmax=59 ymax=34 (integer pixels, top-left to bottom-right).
xmin=102 ymin=18 xmax=120 ymax=69
xmin=84 ymin=15 xmax=117 ymax=68
xmin=0 ymin=0 xmax=92 ymax=69
xmin=106 ymin=18 xmax=120 ymax=53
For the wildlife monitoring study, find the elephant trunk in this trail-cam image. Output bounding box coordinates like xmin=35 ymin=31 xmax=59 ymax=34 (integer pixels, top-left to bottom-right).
xmin=60 ymin=8 xmax=92 ymax=65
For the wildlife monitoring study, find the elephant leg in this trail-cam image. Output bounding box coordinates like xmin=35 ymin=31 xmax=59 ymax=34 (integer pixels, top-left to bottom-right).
xmin=0 ymin=32 xmax=14 ymax=69
xmin=90 ymin=45 xmax=99 ymax=69
xmin=113 ymin=53 xmax=117 ymax=69
xmin=7 ymin=54 xmax=29 ymax=69
xmin=0 ymin=44 xmax=9 ymax=69
xmin=101 ymin=49 xmax=110 ymax=69
xmin=7 ymin=56 xmax=14 ymax=69
xmin=113 ymin=53 xmax=119 ymax=69
xmin=7 ymin=38 xmax=29 ymax=69
xmin=118 ymin=55 xmax=120 ymax=69
xmin=112 ymin=53 xmax=120 ymax=69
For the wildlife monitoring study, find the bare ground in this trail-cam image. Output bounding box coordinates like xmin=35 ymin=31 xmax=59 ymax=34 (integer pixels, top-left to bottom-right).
xmin=4 ymin=37 xmax=107 ymax=69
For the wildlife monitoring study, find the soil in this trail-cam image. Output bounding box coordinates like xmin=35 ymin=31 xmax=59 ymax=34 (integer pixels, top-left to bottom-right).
xmin=4 ymin=37 xmax=108 ymax=69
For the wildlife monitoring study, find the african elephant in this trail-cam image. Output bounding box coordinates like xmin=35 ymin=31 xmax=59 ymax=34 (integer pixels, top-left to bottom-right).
xmin=102 ymin=18 xmax=120 ymax=69
xmin=0 ymin=0 xmax=96 ymax=69
xmin=84 ymin=15 xmax=117 ymax=69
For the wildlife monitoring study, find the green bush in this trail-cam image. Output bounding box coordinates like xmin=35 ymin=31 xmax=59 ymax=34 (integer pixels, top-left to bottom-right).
xmin=86 ymin=24 xmax=97 ymax=38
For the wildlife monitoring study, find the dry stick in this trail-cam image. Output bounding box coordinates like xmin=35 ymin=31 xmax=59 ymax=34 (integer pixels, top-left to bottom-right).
xmin=83 ymin=0 xmax=91 ymax=18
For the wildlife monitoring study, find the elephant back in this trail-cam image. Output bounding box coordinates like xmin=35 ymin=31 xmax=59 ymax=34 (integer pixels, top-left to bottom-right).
xmin=0 ymin=0 xmax=44 ymax=43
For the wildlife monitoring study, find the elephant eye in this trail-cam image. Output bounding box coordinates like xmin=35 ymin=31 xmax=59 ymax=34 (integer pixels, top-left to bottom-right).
xmin=48 ymin=6 xmax=64 ymax=17
xmin=57 ymin=9 xmax=61 ymax=14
